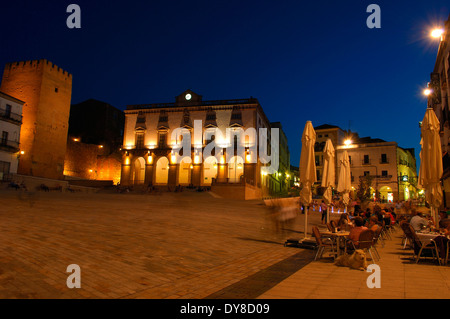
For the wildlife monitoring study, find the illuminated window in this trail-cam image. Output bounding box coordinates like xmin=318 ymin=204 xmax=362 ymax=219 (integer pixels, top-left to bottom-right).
xmin=135 ymin=133 xmax=144 ymax=149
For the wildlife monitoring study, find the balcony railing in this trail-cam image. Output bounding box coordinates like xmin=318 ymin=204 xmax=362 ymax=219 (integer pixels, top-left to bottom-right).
xmin=0 ymin=139 xmax=20 ymax=152
xmin=0 ymin=108 xmax=22 ymax=124
xmin=359 ymin=174 xmax=393 ymax=180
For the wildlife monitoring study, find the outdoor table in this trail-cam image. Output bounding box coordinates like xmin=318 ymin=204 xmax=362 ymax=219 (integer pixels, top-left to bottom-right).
xmin=321 ymin=230 xmax=350 ymax=256
xmin=416 ymin=231 xmax=450 ymax=261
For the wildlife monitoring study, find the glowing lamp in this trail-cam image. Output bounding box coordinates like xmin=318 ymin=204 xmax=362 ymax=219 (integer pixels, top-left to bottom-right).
xmin=423 ymin=88 xmax=432 ymax=96
xmin=344 ymin=139 xmax=352 ymax=146
xmin=431 ymin=28 xmax=444 ymax=39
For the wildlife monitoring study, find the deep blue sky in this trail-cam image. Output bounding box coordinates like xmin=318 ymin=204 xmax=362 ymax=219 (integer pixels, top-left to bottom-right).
xmin=1 ymin=0 xmax=449 ymax=168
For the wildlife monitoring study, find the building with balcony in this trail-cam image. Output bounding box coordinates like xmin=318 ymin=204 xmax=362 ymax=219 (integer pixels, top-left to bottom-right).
xmin=313 ymin=124 xmax=347 ymax=192
xmin=0 ymin=91 xmax=24 ymax=180
xmin=120 ymin=90 xmax=281 ymax=199
xmin=425 ymin=14 xmax=450 ymax=207
xmin=314 ymin=124 xmax=418 ymax=202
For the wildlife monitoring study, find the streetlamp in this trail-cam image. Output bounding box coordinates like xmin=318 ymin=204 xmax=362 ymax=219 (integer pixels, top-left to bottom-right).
xmin=431 ymin=28 xmax=444 ymax=40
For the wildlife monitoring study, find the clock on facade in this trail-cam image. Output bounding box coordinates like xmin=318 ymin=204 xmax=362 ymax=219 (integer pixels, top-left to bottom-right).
xmin=185 ymin=93 xmax=192 ymax=100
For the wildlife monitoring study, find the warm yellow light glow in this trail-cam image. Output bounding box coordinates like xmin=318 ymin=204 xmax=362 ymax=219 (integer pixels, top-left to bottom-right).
xmin=147 ymin=155 xmax=153 ymax=164
xmin=99 ymin=145 xmax=103 ymax=148
xmin=171 ymin=155 xmax=177 ymax=163
xmin=431 ymin=28 xmax=444 ymax=39
xmin=423 ymin=88 xmax=432 ymax=96
xmin=20 ymin=150 xmax=25 ymax=155
xmin=73 ymin=138 xmax=79 ymax=142
xmin=246 ymin=153 xmax=251 ymax=162
xmin=194 ymin=155 xmax=200 ymax=164
xmin=344 ymin=139 xmax=352 ymax=146
xmin=89 ymin=169 xmax=93 ymax=173
xmin=220 ymin=155 xmax=225 ymax=164
xmin=190 ymin=164 xmax=193 ymax=169
xmin=286 ymin=174 xmax=290 ymax=178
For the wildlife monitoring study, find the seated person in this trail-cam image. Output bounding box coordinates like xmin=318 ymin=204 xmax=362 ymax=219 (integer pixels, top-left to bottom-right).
xmin=410 ymin=212 xmax=429 ymax=232
xmin=368 ymin=216 xmax=380 ymax=232
xmin=348 ymin=217 xmax=368 ymax=246
xmin=439 ymin=211 xmax=450 ymax=229
xmin=336 ymin=213 xmax=351 ymax=231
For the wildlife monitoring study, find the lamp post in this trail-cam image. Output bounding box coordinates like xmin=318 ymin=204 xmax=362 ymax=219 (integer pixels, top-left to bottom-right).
xmin=431 ymin=28 xmax=444 ymax=41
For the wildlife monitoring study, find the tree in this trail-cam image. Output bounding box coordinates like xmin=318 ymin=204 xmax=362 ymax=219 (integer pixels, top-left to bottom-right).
xmin=356 ymin=175 xmax=373 ymax=203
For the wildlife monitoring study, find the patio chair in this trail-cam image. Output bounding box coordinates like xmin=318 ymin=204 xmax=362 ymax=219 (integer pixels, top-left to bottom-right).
xmin=408 ymin=224 xmax=441 ymax=265
xmin=371 ymin=227 xmax=383 ymax=259
xmin=400 ymin=221 xmax=412 ymax=249
xmin=312 ymin=226 xmax=337 ymax=261
xmin=381 ymin=220 xmax=392 ymax=240
xmin=353 ymin=229 xmax=378 ymax=262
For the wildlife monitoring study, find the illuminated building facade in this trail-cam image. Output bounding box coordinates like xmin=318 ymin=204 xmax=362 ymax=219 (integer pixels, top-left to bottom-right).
xmin=0 ymin=59 xmax=72 ymax=180
xmin=315 ymin=124 xmax=418 ymax=202
xmin=0 ymin=91 xmax=24 ymax=180
xmin=426 ymin=14 xmax=450 ymax=207
xmin=120 ymin=90 xmax=278 ymax=199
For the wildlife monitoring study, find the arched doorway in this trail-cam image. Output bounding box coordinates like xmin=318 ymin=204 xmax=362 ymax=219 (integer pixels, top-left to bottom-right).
xmin=155 ymin=157 xmax=169 ymax=185
xmin=203 ymin=156 xmax=218 ymax=185
xmin=178 ymin=157 xmax=191 ymax=185
xmin=133 ymin=157 xmax=145 ymax=185
xmin=228 ymin=156 xmax=244 ymax=183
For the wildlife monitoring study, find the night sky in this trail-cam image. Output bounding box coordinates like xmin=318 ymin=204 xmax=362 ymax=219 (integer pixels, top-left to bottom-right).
xmin=1 ymin=0 xmax=449 ymax=169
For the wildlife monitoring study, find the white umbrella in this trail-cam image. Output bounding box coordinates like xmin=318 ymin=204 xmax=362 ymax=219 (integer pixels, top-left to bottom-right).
xmin=321 ymin=139 xmax=335 ymax=222
xmin=337 ymin=150 xmax=351 ymax=214
xmin=299 ymin=121 xmax=317 ymax=239
xmin=419 ymin=108 xmax=443 ymax=227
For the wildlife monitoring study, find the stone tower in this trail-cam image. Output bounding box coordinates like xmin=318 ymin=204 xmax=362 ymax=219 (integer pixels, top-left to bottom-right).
xmin=0 ymin=59 xmax=72 ymax=180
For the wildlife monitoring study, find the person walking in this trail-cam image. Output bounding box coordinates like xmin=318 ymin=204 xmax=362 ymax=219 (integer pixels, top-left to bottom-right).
xmin=320 ymin=200 xmax=328 ymax=224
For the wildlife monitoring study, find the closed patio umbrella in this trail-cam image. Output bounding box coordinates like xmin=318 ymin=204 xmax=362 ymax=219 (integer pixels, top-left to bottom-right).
xmin=299 ymin=121 xmax=317 ymax=239
xmin=337 ymin=150 xmax=351 ymax=214
xmin=321 ymin=139 xmax=335 ymax=222
xmin=419 ymin=108 xmax=443 ymax=227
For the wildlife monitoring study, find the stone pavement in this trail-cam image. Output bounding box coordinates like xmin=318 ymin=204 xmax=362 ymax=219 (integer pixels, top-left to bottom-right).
xmin=1 ymin=187 xmax=449 ymax=300
xmin=258 ymin=227 xmax=450 ymax=299
xmin=0 ymin=188 xmax=313 ymax=299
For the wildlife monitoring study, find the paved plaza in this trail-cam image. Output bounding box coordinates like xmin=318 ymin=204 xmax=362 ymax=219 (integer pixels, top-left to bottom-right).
xmin=0 ymin=188 xmax=449 ymax=299
xmin=0 ymin=188 xmax=313 ymax=299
